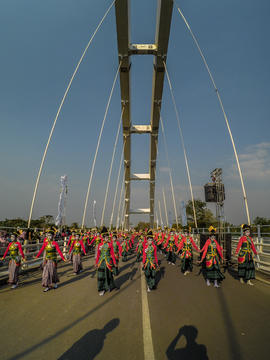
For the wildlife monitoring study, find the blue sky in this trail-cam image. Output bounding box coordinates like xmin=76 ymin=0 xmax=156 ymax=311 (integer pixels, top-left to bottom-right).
xmin=0 ymin=0 xmax=269 ymax=227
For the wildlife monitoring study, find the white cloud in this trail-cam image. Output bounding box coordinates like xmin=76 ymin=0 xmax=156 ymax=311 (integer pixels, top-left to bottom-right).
xmin=228 ymin=142 xmax=270 ymax=180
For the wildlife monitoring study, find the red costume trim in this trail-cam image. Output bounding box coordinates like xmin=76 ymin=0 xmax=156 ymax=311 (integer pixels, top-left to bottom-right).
xmin=36 ymin=241 xmax=65 ymax=261
xmin=67 ymin=235 xmax=75 ymax=247
xmin=200 ymin=238 xmax=223 ymax=261
xmin=177 ymin=236 xmax=199 ymax=253
xmin=142 ymin=243 xmax=158 ymax=267
xmin=2 ymin=241 xmax=25 ymax=260
xmin=163 ymin=234 xmax=171 ymax=249
xmin=69 ymin=240 xmax=86 ymax=255
xmin=235 ymin=236 xmax=257 ymax=256
xmin=95 ymin=242 xmax=117 ymax=268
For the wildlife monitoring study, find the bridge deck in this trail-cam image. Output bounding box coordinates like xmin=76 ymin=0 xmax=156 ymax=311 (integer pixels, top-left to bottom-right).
xmin=1 ymin=252 xmax=269 ymax=360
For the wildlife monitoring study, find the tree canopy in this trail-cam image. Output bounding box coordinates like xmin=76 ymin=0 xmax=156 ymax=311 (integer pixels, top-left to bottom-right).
xmin=0 ymin=215 xmax=55 ymax=230
xmin=185 ymin=199 xmax=217 ymax=228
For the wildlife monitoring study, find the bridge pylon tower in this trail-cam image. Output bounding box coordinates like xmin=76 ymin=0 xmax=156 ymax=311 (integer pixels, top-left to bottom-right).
xmin=115 ymin=0 xmax=173 ymax=229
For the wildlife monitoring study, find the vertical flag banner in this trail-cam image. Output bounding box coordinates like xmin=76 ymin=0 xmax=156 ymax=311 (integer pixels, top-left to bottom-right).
xmin=55 ymin=175 xmax=68 ymax=227
xmin=180 ymin=201 xmax=187 ymax=226
xmin=93 ymin=200 xmax=97 ymax=227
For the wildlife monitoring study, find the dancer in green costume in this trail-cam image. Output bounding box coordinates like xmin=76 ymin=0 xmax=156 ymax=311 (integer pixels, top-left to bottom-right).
xmin=95 ymin=229 xmax=117 ymax=296
xmin=142 ymin=232 xmax=159 ymax=292
xmin=199 ymin=226 xmax=224 ymax=288
xmin=235 ymin=224 xmax=257 ymax=285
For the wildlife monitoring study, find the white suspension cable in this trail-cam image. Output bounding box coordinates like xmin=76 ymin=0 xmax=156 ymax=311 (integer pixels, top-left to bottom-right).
xmin=120 ymin=198 xmax=127 ymax=231
xmin=173 ymin=1 xmax=250 ymax=225
xmin=27 ymin=0 xmax=116 ymax=228
xmin=155 ymin=139 xmax=169 ymax=230
xmin=162 ymin=187 xmax=169 ymax=227
xmin=119 ymin=181 xmax=126 ymax=231
xmin=81 ymin=61 xmax=122 ymax=228
xmin=154 ymin=138 xmax=160 ymax=223
xmin=116 ymin=175 xmax=125 ymax=230
xmin=158 ymin=200 xmax=164 ymax=229
xmin=109 ymin=140 xmax=126 ymax=229
xmin=160 ymin=114 xmax=179 ymax=227
xmin=100 ymin=107 xmax=124 ymax=226
xmin=163 ymin=61 xmax=198 ymax=228
xmin=155 ymin=200 xmax=160 ymax=229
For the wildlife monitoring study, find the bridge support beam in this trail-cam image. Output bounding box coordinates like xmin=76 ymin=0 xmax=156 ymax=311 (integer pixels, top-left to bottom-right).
xmin=115 ymin=0 xmax=173 ymax=229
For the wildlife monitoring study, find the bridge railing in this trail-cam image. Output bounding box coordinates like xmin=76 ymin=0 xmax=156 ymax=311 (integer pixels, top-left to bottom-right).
xmin=0 ymin=238 xmax=70 ymax=280
xmin=192 ymin=225 xmax=270 ymax=275
xmin=1 ymin=227 xmax=270 ymax=278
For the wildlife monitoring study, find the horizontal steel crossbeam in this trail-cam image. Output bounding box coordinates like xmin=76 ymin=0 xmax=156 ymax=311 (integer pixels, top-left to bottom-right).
xmin=130 ymin=173 xmax=151 ymax=181
xmin=129 ymin=208 xmax=151 ymax=214
xmin=129 ymin=43 xmax=157 ymax=55
xmin=130 ymin=125 xmax=152 ymax=134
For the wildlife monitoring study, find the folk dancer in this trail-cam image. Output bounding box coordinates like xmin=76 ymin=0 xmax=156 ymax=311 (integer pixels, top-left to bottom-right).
xmin=69 ymin=234 xmax=86 ymax=275
xmin=176 ymin=228 xmax=200 ymax=275
xmin=67 ymin=231 xmax=76 ymax=262
xmin=121 ymin=236 xmax=129 ymax=262
xmin=163 ymin=232 xmax=177 ymax=265
xmin=1 ymin=234 xmax=25 ymax=289
xmin=128 ymin=233 xmax=136 ymax=254
xmin=177 ymin=227 xmax=199 ymax=275
xmin=156 ymin=231 xmax=166 ymax=254
xmin=199 ymin=226 xmax=224 ymax=288
xmin=235 ymin=224 xmax=257 ymax=285
xmin=136 ymin=236 xmax=144 ymax=262
xmin=88 ymin=231 xmax=103 ymax=260
xmin=36 ymin=232 xmax=66 ymax=292
xmin=95 ymin=231 xmax=118 ymax=296
xmin=111 ymin=233 xmax=122 ymax=275
xmin=142 ymin=232 xmax=159 ymax=292
xmin=81 ymin=232 xmax=90 ymax=253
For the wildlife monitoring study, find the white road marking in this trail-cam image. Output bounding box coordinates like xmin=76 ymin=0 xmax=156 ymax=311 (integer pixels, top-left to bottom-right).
xmin=141 ymin=267 xmax=155 ymax=360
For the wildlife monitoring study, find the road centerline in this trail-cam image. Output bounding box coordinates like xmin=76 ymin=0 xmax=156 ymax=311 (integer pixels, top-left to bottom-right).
xmin=141 ymin=266 xmax=155 ymax=360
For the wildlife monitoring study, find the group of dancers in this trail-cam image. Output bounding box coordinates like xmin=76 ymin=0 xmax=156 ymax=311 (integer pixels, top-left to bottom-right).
xmin=1 ymin=223 xmax=257 ymax=294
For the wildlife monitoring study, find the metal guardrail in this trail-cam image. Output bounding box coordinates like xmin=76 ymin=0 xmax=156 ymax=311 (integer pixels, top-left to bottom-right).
xmin=192 ymin=227 xmax=270 ymax=275
xmin=231 ymin=237 xmax=270 ymax=274
xmin=1 ymin=230 xmax=270 ymax=279
xmin=0 ymin=239 xmax=70 ymax=279
xmin=192 ymin=225 xmax=270 ymax=237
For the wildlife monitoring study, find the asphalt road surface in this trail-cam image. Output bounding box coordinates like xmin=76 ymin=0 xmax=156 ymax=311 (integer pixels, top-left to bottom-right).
xmin=0 ymin=250 xmax=269 ymax=360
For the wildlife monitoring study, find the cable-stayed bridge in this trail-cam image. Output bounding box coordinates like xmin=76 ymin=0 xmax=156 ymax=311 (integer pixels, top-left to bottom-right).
xmin=0 ymin=1 xmax=269 ymax=360
xmin=25 ymin=0 xmax=250 ymax=231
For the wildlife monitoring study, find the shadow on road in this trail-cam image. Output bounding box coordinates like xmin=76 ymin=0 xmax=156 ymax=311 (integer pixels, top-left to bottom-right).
xmin=119 ymin=257 xmax=136 ymax=273
xmin=58 ymin=318 xmax=120 ymax=360
xmin=0 ymin=258 xmax=93 ymax=290
xmin=58 ymin=269 xmax=93 ymax=288
xmin=217 ymin=288 xmax=243 ymax=360
xmin=225 ymin=266 xmax=239 ymax=281
xmin=115 ymin=267 xmax=138 ymax=288
xmin=155 ymin=266 xmax=166 ymax=288
xmin=8 ymin=272 xmax=141 ymax=360
xmin=166 ymin=325 xmax=208 ymax=360
xmin=129 ymin=267 xmax=138 ymax=281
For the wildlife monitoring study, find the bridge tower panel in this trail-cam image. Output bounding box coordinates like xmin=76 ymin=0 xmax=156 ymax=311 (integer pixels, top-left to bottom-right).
xmin=115 ymin=0 xmax=131 ymax=229
xmin=150 ymin=0 xmax=174 ymax=227
xmin=115 ymin=0 xmax=173 ymax=229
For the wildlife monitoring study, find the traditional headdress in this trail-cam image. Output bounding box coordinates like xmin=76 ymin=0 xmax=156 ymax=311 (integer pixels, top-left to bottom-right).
xmin=100 ymin=226 xmax=108 ymax=235
xmin=241 ymin=224 xmax=250 ymax=232
xmin=208 ymin=226 xmax=216 ymax=234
